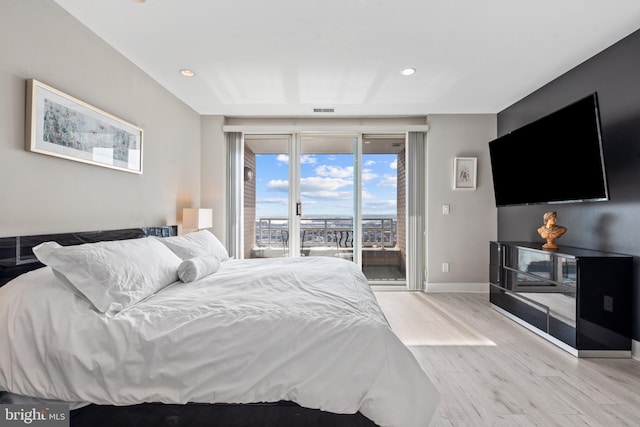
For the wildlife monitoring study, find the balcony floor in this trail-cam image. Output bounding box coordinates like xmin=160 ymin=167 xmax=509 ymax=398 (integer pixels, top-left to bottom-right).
xmin=363 ymin=265 xmax=405 ymax=282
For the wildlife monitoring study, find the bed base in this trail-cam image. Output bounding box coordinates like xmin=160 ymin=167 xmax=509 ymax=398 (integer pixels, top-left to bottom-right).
xmin=70 ymin=401 xmax=378 ymax=427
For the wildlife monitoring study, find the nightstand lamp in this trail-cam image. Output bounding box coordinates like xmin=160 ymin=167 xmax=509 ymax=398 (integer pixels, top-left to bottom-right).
xmin=183 ymin=208 xmax=213 ymax=232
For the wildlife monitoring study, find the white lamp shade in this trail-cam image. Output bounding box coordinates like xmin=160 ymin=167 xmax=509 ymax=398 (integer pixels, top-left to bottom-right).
xmin=183 ymin=208 xmax=213 ymax=230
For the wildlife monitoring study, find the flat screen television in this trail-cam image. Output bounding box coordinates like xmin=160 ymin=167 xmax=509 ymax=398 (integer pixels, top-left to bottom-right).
xmin=489 ymin=92 xmax=609 ymax=207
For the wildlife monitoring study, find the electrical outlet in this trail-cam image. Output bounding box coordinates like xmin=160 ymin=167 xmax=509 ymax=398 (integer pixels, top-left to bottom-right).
xmin=442 ymin=262 xmax=450 ymax=273
xmin=603 ymin=295 xmax=614 ymax=312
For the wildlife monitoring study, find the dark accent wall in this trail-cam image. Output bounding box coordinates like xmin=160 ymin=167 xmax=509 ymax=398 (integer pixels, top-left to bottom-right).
xmin=496 ymin=29 xmax=640 ymax=341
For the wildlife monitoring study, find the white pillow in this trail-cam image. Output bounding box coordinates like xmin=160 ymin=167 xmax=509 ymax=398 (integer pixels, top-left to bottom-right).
xmin=157 ymin=230 xmax=230 ymax=261
xmin=177 ymin=255 xmax=221 ymax=282
xmin=33 ymin=238 xmax=182 ymax=315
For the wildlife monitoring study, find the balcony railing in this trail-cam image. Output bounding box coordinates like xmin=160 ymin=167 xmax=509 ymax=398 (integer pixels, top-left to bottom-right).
xmin=256 ymin=217 xmax=396 ymax=249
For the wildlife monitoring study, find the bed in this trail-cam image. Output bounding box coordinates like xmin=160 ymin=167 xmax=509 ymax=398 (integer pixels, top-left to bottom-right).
xmin=0 ymin=227 xmax=439 ymax=427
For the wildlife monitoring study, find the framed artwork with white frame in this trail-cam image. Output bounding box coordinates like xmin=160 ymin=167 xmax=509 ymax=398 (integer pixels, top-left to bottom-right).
xmin=25 ymin=79 xmax=143 ymax=174
xmin=453 ymin=157 xmax=477 ymax=190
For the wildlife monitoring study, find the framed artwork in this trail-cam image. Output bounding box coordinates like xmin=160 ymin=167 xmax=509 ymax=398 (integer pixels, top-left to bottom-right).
xmin=25 ymin=79 xmax=143 ymax=174
xmin=453 ymin=157 xmax=477 ymax=190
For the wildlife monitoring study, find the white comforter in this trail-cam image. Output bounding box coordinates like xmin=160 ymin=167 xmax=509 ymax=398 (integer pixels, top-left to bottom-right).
xmin=0 ymin=257 xmax=439 ymax=427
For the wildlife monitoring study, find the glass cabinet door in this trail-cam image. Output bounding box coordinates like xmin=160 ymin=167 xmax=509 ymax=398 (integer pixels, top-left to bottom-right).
xmin=503 ymin=245 xmax=577 ymax=346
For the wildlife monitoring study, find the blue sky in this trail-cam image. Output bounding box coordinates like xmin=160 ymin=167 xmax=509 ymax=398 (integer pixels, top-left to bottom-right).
xmin=255 ymin=153 xmax=398 ymax=218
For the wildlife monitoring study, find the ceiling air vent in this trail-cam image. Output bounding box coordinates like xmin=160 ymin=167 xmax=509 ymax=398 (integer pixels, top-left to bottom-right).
xmin=313 ymin=107 xmax=335 ymax=113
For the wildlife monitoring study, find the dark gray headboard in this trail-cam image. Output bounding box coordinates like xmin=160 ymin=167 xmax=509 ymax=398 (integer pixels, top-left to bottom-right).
xmin=0 ymin=226 xmax=177 ymax=287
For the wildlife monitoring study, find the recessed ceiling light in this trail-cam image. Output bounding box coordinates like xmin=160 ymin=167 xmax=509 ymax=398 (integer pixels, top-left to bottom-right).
xmin=180 ymin=69 xmax=196 ymax=77
xmin=133 ymin=0 xmax=146 ymax=3
xmin=401 ymin=68 xmax=416 ymax=76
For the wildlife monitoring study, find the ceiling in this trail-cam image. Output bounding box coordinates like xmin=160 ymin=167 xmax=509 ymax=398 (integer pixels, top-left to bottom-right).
xmin=52 ymin=0 xmax=640 ymax=117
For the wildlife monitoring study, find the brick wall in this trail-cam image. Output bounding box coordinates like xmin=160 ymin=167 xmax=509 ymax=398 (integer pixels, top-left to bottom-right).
xmin=244 ymin=148 xmax=256 ymax=259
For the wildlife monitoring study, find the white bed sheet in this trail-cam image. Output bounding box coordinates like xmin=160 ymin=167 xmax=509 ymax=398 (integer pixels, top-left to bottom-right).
xmin=0 ymin=256 xmax=439 ymax=427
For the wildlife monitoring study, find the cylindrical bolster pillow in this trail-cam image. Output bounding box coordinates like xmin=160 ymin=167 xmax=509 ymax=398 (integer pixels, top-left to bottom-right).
xmin=177 ymin=255 xmax=221 ymax=282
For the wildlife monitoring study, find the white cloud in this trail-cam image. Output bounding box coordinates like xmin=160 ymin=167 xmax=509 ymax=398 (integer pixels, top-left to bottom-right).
xmin=267 ymin=174 xmax=353 ymax=197
xmin=274 ymin=154 xmax=317 ymax=165
xmin=257 ymin=197 xmax=288 ymax=205
xmin=301 ymin=155 xmax=317 ymax=164
xmin=315 ymin=165 xmax=378 ymax=182
xmin=365 ymin=160 xmax=376 ymax=166
xmin=361 ymin=189 xmax=375 ymax=199
xmin=362 ymin=168 xmax=378 ymax=181
xmin=301 ymin=176 xmax=352 ymax=191
xmin=276 ymin=154 xmax=289 ymax=163
xmin=378 ymin=175 xmax=397 ymax=188
xmin=266 ymin=179 xmax=289 ymax=192
xmin=390 ymin=159 xmax=397 ymax=169
xmin=364 ymin=199 xmax=397 ymax=210
xmin=315 ymin=164 xmax=353 ymax=178
xmin=302 ymin=190 xmax=353 ymax=200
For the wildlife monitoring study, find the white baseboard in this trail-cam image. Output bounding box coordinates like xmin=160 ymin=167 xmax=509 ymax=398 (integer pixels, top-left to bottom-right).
xmin=634 ymin=339 xmax=639 ymax=361
xmin=424 ymin=282 xmax=489 ymax=293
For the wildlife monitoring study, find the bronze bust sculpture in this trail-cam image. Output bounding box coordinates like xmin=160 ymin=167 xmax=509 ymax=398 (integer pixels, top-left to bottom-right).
xmin=537 ymin=211 xmax=567 ymax=250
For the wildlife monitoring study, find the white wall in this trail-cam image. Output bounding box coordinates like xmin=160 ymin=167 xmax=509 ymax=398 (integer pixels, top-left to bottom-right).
xmin=426 ymin=114 xmax=498 ymax=292
xmin=0 ymin=0 xmax=201 ymax=236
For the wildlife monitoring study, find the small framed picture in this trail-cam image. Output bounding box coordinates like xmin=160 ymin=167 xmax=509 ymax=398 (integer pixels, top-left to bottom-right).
xmin=453 ymin=157 xmax=477 ymax=190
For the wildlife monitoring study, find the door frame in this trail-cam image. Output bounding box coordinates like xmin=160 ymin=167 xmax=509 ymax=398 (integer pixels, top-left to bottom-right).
xmin=226 ymin=125 xmax=427 ymax=290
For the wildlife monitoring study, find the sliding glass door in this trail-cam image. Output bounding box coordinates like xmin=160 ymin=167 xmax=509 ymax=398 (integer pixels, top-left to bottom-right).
xmin=244 ymin=135 xmax=291 ymax=259
xmin=299 ymin=134 xmax=356 ymax=261
xmin=240 ymin=132 xmax=408 ymax=287
xmin=361 ymin=135 xmax=406 ymax=284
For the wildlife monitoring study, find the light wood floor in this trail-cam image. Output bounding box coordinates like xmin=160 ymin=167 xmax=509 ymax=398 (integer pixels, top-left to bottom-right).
xmin=374 ymin=291 xmax=640 ymax=427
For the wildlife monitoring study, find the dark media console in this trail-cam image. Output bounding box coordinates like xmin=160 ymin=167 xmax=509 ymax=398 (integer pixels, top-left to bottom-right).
xmin=489 ymin=241 xmax=632 ymax=357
